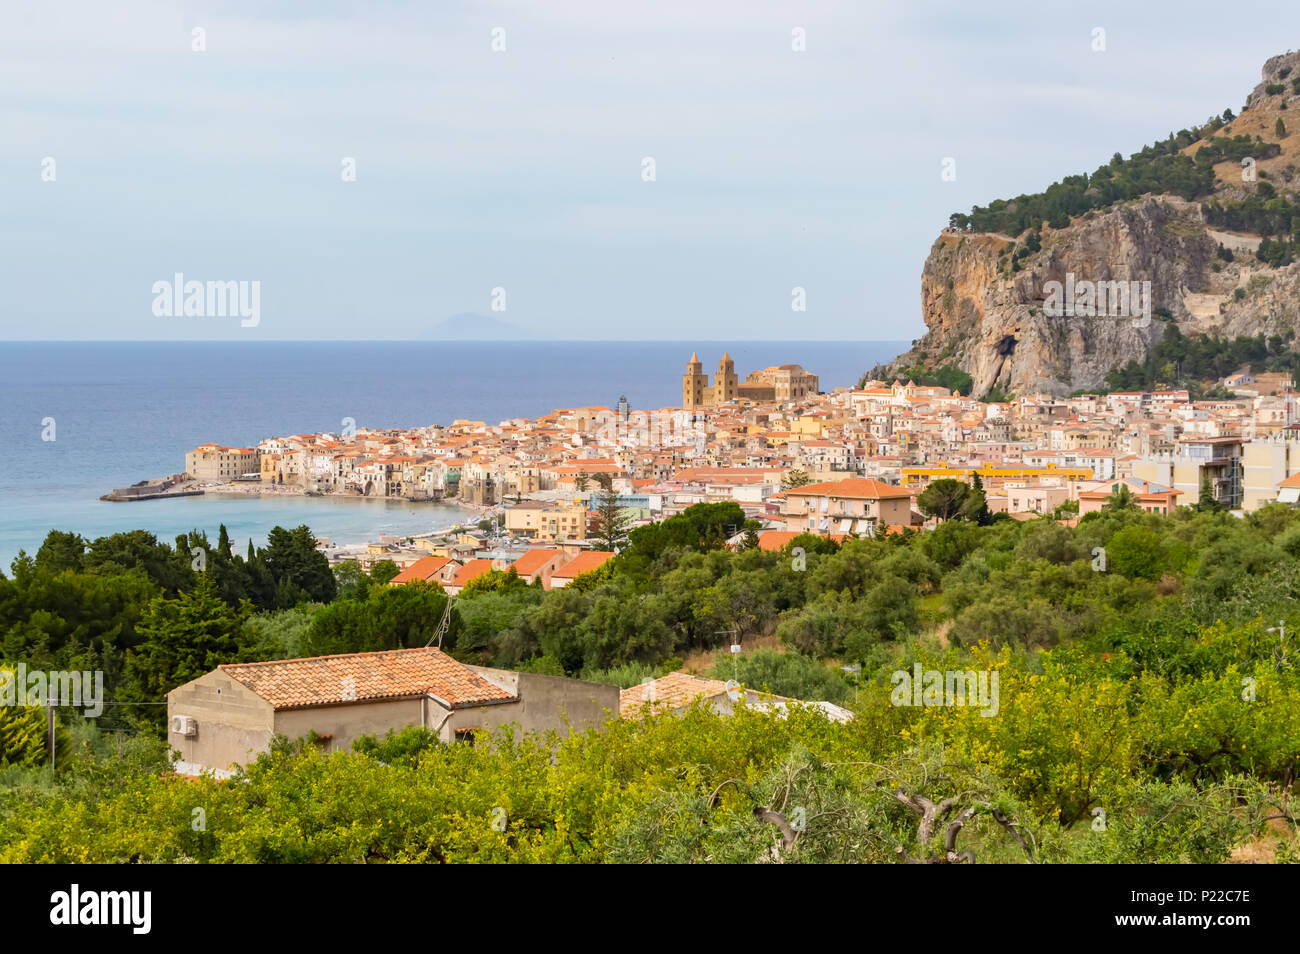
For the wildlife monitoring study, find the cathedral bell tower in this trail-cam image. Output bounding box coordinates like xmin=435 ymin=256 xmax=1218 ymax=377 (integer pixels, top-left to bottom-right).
xmin=683 ymin=352 xmax=707 ymax=409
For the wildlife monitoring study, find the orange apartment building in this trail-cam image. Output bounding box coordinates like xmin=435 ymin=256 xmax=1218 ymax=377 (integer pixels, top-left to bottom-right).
xmin=780 ymin=477 xmax=914 ymax=535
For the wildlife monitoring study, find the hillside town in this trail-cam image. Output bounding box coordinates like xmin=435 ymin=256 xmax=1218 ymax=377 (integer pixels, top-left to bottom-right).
xmin=177 ymin=353 xmax=1300 ymax=590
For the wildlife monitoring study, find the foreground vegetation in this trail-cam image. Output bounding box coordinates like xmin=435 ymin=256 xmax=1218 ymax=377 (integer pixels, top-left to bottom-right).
xmin=2 ymin=495 xmax=1299 ymax=861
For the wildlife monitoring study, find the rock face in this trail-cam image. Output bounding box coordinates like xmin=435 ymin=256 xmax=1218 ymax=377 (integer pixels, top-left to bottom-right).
xmin=884 ymin=53 xmax=1300 ymax=397
xmin=1245 ymin=50 xmax=1300 ymax=109
xmin=890 ymin=198 xmax=1216 ymax=396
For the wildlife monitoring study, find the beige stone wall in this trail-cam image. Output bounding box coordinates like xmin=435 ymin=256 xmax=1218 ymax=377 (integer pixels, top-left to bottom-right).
xmin=171 ymin=670 xmax=620 ymax=771
xmin=876 ymin=497 xmax=913 ymax=525
xmin=1242 ymin=440 xmax=1300 ymax=512
xmin=455 ymin=669 xmax=619 ymax=738
xmin=185 ymin=447 xmax=260 ymax=481
xmin=167 ymin=671 xmax=275 ymax=774
xmin=505 ymin=504 xmax=587 ymax=541
xmin=274 ymin=698 xmax=427 ymax=756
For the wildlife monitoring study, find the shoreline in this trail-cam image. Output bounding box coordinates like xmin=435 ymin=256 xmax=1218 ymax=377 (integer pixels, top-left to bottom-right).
xmin=196 ymin=484 xmax=504 ymax=542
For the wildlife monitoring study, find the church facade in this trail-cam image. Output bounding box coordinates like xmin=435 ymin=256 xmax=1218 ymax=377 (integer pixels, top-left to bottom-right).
xmin=682 ymin=352 xmax=819 ymax=410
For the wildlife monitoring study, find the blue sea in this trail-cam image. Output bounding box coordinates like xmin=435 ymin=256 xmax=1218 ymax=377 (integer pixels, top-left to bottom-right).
xmin=0 ymin=341 xmax=907 ymax=569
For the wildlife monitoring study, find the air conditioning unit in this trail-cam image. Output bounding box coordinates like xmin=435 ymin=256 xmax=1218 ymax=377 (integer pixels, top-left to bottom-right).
xmin=171 ymin=715 xmax=197 ymax=737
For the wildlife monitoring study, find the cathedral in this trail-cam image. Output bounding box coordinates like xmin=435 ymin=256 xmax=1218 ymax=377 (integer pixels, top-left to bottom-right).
xmin=682 ymin=352 xmax=819 ymax=409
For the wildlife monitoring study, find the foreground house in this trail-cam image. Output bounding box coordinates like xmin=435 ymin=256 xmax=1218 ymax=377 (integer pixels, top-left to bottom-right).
xmin=168 ymin=647 xmax=619 ymax=776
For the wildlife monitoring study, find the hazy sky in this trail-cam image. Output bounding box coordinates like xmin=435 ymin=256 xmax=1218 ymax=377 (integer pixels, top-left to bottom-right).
xmin=3 ymin=0 xmax=1297 ymax=341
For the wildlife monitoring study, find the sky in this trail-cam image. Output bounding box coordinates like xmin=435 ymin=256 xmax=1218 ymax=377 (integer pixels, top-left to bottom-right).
xmin=2 ymin=0 xmax=1298 ymax=341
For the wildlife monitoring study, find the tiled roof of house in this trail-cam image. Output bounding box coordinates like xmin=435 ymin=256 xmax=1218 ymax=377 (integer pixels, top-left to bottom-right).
xmin=220 ymin=647 xmax=516 ymax=710
xmin=390 ymin=555 xmax=452 ymax=584
xmin=619 ymin=672 xmax=730 ymax=718
xmin=450 ymin=559 xmax=496 ymax=587
xmin=511 ymin=547 xmax=563 ymax=577
xmin=551 ymin=550 xmax=613 ymax=579
xmin=1077 ymin=477 xmax=1180 ymax=498
xmin=619 ymin=671 xmax=800 ymax=719
xmin=783 ymin=477 xmax=911 ymax=499
xmin=757 ymin=530 xmax=847 ymax=551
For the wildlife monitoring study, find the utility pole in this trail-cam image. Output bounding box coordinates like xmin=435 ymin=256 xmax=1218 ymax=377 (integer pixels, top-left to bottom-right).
xmin=716 ymin=629 xmax=741 ymax=682
xmin=841 ymin=663 xmax=862 ymax=704
xmin=47 ymin=694 xmax=57 ymax=771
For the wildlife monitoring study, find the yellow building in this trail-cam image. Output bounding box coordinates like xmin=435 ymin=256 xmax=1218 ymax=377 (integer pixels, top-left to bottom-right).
xmin=1236 ymin=438 xmax=1300 ymax=511
xmin=185 ymin=444 xmax=260 ymax=481
xmin=504 ymin=500 xmax=589 ymax=541
xmin=901 ymin=462 xmax=1093 ymax=490
xmin=1127 ymin=438 xmax=1244 ymax=510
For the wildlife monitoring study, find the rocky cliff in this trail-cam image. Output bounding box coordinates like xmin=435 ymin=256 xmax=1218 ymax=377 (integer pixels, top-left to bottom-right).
xmin=883 ymin=51 xmax=1300 ymax=397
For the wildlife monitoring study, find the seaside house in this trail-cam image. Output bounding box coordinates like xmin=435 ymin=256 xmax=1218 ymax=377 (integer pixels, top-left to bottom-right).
xmin=185 ymin=444 xmax=261 ymax=481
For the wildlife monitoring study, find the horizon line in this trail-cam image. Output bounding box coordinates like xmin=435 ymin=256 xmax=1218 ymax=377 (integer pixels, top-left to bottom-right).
xmin=0 ymin=337 xmax=915 ymax=344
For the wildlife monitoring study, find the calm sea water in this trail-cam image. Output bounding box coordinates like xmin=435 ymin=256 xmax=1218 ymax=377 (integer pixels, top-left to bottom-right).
xmin=0 ymin=341 xmax=907 ymax=569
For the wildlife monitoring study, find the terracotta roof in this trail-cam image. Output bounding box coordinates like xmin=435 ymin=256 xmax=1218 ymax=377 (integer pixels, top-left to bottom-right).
xmin=390 ymin=555 xmax=452 ymax=584
xmin=757 ymin=530 xmax=847 ymax=551
xmin=511 ymin=547 xmax=563 ymax=577
xmin=619 ymin=671 xmax=797 ymax=719
xmin=551 ymin=550 xmax=614 ymax=579
xmin=450 ymin=559 xmax=496 ymax=587
xmin=619 ymin=672 xmax=730 ymax=718
xmin=220 ymin=647 xmax=516 ymax=710
xmin=784 ymin=477 xmax=911 ymax=499
xmin=1278 ymin=471 xmax=1300 ymax=489
xmin=1077 ymin=477 xmax=1180 ymax=498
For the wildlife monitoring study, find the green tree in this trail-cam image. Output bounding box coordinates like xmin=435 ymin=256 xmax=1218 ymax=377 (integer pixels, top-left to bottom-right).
xmin=332 ymin=561 xmax=372 ymax=601
xmin=121 ymin=576 xmax=249 ymax=713
xmin=961 ymin=473 xmax=993 ymax=525
xmin=1103 ymin=484 xmax=1138 ymax=513
xmin=591 ymin=483 xmax=634 ymax=552
xmin=263 ymin=526 xmax=336 ymax=607
xmin=304 ymin=582 xmax=453 ymax=656
xmin=33 ymin=531 xmax=86 ymax=575
xmin=1196 ymin=472 xmax=1222 ymax=512
xmin=1106 ymin=525 xmax=1165 ymax=580
xmin=917 ymin=478 xmax=971 ymax=522
xmin=0 ymin=664 xmax=70 ymax=767
xmin=459 ymin=567 xmax=528 ymax=600
xmin=781 ymin=469 xmax=813 ymax=490
xmin=706 ymin=649 xmax=849 ymax=705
